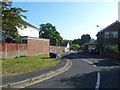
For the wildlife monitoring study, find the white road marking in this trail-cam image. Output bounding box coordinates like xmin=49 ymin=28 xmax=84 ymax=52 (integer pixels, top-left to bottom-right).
xmin=82 ymin=59 xmax=97 ymax=67
xmin=82 ymin=59 xmax=100 ymax=90
xmin=95 ymin=72 xmax=100 ymax=90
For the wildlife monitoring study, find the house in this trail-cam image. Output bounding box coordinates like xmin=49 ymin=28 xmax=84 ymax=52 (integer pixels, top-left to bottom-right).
xmin=1 ymin=21 xmax=40 ymax=43
xmin=96 ymin=20 xmax=120 ymax=58
xmin=17 ymin=21 xmax=40 ymax=38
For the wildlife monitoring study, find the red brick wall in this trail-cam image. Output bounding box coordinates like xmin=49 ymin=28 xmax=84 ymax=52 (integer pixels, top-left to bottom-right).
xmin=50 ymin=46 xmax=65 ymax=53
xmin=83 ymin=44 xmax=98 ymax=53
xmin=0 ymin=43 xmax=27 ymax=51
xmin=101 ymin=23 xmax=119 ymax=50
xmin=101 ymin=52 xmax=120 ymax=59
xmin=27 ymin=38 xmax=50 ymax=56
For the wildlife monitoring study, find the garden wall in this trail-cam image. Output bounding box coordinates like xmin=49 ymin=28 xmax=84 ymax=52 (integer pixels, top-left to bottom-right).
xmin=27 ymin=38 xmax=50 ymax=56
xmin=101 ymin=52 xmax=120 ymax=59
xmin=0 ymin=44 xmax=27 ymax=58
xmin=50 ymin=46 xmax=65 ymax=53
xmin=0 ymin=37 xmax=50 ymax=58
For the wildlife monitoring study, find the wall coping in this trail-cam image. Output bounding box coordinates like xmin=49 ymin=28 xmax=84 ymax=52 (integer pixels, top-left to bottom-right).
xmin=21 ymin=36 xmax=50 ymax=41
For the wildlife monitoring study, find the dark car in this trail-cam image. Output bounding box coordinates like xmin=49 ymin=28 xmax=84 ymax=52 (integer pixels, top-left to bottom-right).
xmin=89 ymin=47 xmax=98 ymax=54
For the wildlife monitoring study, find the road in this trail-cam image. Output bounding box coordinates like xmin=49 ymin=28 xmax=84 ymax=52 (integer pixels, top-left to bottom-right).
xmin=26 ymin=52 xmax=120 ymax=89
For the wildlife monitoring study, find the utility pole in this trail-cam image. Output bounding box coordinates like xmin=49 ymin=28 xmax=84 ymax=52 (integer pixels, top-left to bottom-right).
xmin=97 ymin=25 xmax=102 ymax=55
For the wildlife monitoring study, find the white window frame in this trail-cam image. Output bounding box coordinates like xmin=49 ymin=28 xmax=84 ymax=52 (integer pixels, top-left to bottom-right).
xmin=114 ymin=31 xmax=118 ymax=38
xmin=105 ymin=31 xmax=118 ymax=38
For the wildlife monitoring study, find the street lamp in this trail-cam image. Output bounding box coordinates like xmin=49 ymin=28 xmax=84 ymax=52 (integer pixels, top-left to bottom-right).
xmin=97 ymin=25 xmax=102 ymax=55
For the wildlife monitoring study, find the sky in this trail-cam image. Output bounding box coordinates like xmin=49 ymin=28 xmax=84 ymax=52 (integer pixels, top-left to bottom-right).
xmin=12 ymin=1 xmax=118 ymax=40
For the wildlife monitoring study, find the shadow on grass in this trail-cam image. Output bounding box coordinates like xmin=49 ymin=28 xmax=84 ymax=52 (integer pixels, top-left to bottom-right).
xmin=41 ymin=57 xmax=51 ymax=59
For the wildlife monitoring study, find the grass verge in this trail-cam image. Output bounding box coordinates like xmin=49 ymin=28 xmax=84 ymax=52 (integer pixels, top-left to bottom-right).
xmin=2 ymin=54 xmax=60 ymax=77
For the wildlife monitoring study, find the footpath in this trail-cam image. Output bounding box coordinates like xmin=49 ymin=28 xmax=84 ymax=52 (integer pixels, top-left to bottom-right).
xmin=1 ymin=53 xmax=72 ymax=89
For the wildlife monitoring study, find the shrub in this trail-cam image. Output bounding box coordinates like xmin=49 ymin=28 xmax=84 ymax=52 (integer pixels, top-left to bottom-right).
xmin=104 ymin=45 xmax=118 ymax=53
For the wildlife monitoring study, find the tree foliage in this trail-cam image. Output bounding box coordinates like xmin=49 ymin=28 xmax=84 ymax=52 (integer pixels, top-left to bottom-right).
xmin=81 ymin=34 xmax=91 ymax=44
xmin=2 ymin=1 xmax=28 ymax=42
xmin=61 ymin=39 xmax=72 ymax=46
xmin=70 ymin=44 xmax=80 ymax=51
xmin=39 ymin=23 xmax=63 ymax=46
xmin=72 ymin=34 xmax=91 ymax=45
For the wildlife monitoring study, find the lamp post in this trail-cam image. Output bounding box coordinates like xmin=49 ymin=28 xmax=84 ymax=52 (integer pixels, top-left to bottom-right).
xmin=97 ymin=25 xmax=102 ymax=55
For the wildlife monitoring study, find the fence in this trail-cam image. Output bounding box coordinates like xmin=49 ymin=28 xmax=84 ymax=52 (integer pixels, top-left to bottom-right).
xmin=0 ymin=43 xmax=28 ymax=51
xmin=50 ymin=46 xmax=65 ymax=53
xmin=0 ymin=43 xmax=28 ymax=58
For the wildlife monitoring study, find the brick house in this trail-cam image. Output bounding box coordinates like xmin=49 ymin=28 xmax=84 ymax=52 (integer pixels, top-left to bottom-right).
xmin=96 ymin=20 xmax=120 ymax=58
xmin=1 ymin=21 xmax=50 ymax=58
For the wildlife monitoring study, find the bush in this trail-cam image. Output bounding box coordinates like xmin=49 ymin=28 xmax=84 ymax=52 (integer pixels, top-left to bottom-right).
xmin=105 ymin=45 xmax=118 ymax=53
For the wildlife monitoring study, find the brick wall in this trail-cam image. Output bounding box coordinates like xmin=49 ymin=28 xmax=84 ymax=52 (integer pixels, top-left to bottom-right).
xmin=50 ymin=46 xmax=65 ymax=53
xmin=27 ymin=38 xmax=50 ymax=56
xmin=101 ymin=52 xmax=120 ymax=59
xmin=83 ymin=44 xmax=99 ymax=53
xmin=0 ymin=38 xmax=50 ymax=58
xmin=0 ymin=44 xmax=28 ymax=58
xmin=101 ymin=23 xmax=119 ymax=50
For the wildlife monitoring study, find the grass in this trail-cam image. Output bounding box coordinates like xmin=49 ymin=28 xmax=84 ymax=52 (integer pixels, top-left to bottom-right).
xmin=2 ymin=54 xmax=60 ymax=77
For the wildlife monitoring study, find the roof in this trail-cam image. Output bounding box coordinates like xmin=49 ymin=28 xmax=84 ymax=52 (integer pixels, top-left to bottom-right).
xmin=24 ymin=21 xmax=40 ymax=31
xmin=99 ymin=20 xmax=120 ymax=33
xmin=96 ymin=20 xmax=120 ymax=36
xmin=83 ymin=43 xmax=98 ymax=45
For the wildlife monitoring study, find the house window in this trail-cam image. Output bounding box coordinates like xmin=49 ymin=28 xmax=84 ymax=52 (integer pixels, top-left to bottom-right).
xmin=105 ymin=32 xmax=109 ymax=38
xmin=105 ymin=31 xmax=118 ymax=38
xmin=114 ymin=32 xmax=118 ymax=38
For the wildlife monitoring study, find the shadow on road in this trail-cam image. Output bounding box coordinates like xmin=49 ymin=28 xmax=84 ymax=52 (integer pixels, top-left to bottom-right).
xmin=93 ymin=59 xmax=120 ymax=66
xmin=58 ymin=68 xmax=120 ymax=88
xmin=59 ymin=71 xmax=97 ymax=88
xmin=62 ymin=52 xmax=120 ymax=67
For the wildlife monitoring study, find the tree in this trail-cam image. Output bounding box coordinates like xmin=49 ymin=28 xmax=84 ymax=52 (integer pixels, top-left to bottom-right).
xmin=80 ymin=34 xmax=91 ymax=44
xmin=61 ymin=39 xmax=72 ymax=46
xmin=39 ymin=23 xmax=63 ymax=46
xmin=72 ymin=39 xmax=81 ymax=45
xmin=89 ymin=38 xmax=96 ymax=43
xmin=70 ymin=44 xmax=80 ymax=51
xmin=72 ymin=34 xmax=91 ymax=45
xmin=2 ymin=1 xmax=28 ymax=43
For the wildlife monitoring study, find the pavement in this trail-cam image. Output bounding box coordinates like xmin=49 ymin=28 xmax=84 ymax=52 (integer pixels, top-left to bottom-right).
xmin=1 ymin=52 xmax=72 ymax=89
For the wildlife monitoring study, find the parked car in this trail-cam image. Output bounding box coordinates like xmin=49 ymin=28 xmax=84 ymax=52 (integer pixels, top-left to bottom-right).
xmin=89 ymin=47 xmax=98 ymax=54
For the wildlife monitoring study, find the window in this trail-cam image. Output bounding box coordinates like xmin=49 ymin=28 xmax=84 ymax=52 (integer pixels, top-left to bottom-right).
xmin=114 ymin=32 xmax=118 ymax=38
xmin=105 ymin=32 xmax=109 ymax=38
xmin=105 ymin=31 xmax=118 ymax=38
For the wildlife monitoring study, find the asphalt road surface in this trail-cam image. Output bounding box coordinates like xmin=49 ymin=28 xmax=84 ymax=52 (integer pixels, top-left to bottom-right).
xmin=26 ymin=52 xmax=120 ymax=89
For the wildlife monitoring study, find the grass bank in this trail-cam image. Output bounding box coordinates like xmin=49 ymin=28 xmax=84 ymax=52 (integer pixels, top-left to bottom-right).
xmin=2 ymin=54 xmax=60 ymax=77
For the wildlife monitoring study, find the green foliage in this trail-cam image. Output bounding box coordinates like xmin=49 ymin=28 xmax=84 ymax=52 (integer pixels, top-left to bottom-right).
xmin=2 ymin=2 xmax=28 ymax=42
xmin=72 ymin=34 xmax=91 ymax=45
xmin=105 ymin=45 xmax=118 ymax=53
xmin=61 ymin=39 xmax=72 ymax=46
xmin=39 ymin=23 xmax=63 ymax=46
xmin=70 ymin=44 xmax=80 ymax=51
xmin=89 ymin=38 xmax=96 ymax=43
